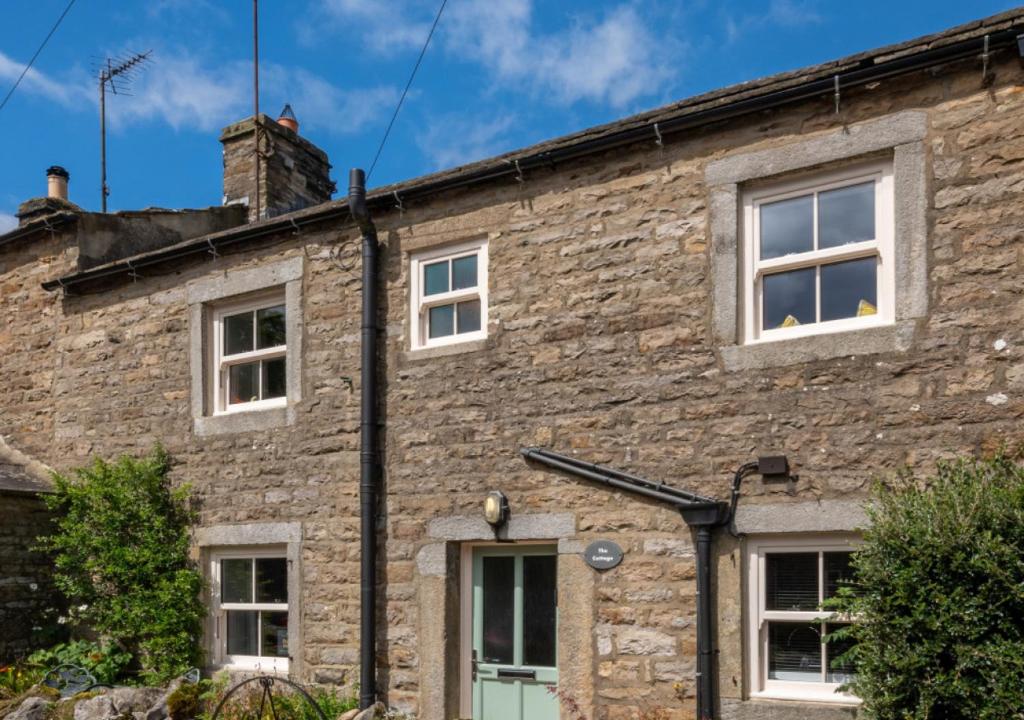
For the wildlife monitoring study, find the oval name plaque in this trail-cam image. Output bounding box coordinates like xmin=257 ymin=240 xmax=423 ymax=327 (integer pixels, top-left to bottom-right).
xmin=583 ymin=539 xmax=624 ymax=571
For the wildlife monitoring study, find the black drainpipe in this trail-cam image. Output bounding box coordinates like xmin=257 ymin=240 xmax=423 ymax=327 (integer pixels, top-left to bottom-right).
xmin=349 ymin=168 xmax=379 ymax=711
xmin=521 ymin=448 xmax=768 ymax=720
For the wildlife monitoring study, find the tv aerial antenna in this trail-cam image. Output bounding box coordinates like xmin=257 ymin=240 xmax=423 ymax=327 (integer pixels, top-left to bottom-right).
xmin=95 ymin=51 xmax=152 ymax=212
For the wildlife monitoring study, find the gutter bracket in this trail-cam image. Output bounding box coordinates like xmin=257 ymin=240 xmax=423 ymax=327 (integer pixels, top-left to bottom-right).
xmin=206 ymin=237 xmax=219 ymax=258
xmin=653 ymin=122 xmax=664 ymax=147
xmin=289 ymin=218 xmax=301 ymax=236
xmin=833 ymin=75 xmax=841 ymax=114
xmin=981 ymin=34 xmax=994 ymax=86
xmin=393 ymin=190 xmax=404 ymax=214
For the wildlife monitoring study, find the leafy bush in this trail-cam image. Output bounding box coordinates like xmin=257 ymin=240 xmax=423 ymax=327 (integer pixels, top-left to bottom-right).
xmin=0 ymin=664 xmax=43 ymax=699
xmin=39 ymin=446 xmax=205 ymax=684
xmin=829 ymin=453 xmax=1024 ymax=719
xmin=27 ymin=640 xmax=131 ymax=685
xmin=198 ymin=676 xmax=358 ymax=720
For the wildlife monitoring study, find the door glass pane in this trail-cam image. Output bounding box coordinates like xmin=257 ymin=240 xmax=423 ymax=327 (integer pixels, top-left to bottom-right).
xmin=222 ymin=559 xmax=252 ymax=603
xmin=262 ymin=358 xmax=287 ymax=400
xmin=456 ymin=299 xmax=481 ymax=334
xmin=819 ymin=182 xmax=874 ymax=249
xmin=482 ymin=556 xmax=515 ymax=665
xmin=824 ymin=552 xmax=854 ymax=599
xmin=226 ymin=610 xmax=258 ymax=656
xmin=256 ymin=305 xmax=286 ymax=349
xmin=821 ymin=258 xmax=877 ymax=322
xmin=825 ymin=623 xmax=856 ymax=683
xmin=261 ymin=611 xmax=289 ymax=658
xmin=424 ymin=261 xmax=449 ymax=296
xmin=229 ymin=362 xmax=259 ymax=404
xmin=768 ymin=621 xmax=822 ymax=682
xmin=224 ymin=311 xmax=254 ymax=355
xmin=255 ymin=558 xmax=288 ymax=603
xmin=452 ymin=254 xmax=478 ymax=290
xmin=760 ymin=195 xmax=813 ymax=259
xmin=763 ymin=267 xmax=815 ymax=330
xmin=428 ymin=304 xmax=455 ymax=339
xmin=522 ymin=555 xmax=557 ymax=667
xmin=766 ymin=553 xmax=819 ymax=610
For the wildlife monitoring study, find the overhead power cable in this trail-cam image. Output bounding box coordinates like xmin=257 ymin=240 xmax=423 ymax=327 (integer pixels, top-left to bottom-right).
xmin=0 ymin=0 xmax=79 ymax=114
xmin=366 ymin=0 xmax=448 ymax=182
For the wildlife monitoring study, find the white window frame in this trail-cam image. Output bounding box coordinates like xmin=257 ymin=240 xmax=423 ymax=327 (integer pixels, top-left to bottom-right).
xmin=211 ymin=291 xmax=288 ymax=415
xmin=742 ymin=161 xmax=895 ymax=344
xmin=209 ymin=548 xmax=290 ymax=673
xmin=409 ymin=239 xmax=488 ymax=350
xmin=746 ymin=534 xmax=860 ymax=704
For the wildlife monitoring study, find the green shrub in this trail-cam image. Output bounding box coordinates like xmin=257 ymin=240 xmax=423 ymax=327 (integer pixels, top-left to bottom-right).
xmin=199 ymin=679 xmax=357 ymax=720
xmin=28 ymin=640 xmax=131 ymax=685
xmin=39 ymin=446 xmax=205 ymax=684
xmin=829 ymin=453 xmax=1024 ymax=719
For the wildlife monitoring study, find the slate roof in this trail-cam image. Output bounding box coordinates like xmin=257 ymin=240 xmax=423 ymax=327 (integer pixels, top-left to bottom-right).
xmin=0 ymin=438 xmax=53 ymax=494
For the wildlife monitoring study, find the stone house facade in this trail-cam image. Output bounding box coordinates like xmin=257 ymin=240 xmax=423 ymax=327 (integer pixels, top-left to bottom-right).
xmin=2 ymin=9 xmax=1024 ymax=720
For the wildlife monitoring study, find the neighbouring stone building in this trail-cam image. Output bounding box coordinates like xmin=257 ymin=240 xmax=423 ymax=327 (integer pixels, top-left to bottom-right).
xmin=0 ymin=439 xmax=59 ymax=663
xmin=2 ymin=9 xmax=1024 ymax=720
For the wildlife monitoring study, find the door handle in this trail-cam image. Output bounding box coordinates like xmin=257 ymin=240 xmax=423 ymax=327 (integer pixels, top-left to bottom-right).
xmin=497 ymin=669 xmax=536 ymax=680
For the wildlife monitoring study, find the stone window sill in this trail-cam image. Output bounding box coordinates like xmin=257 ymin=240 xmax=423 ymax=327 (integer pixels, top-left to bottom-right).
xmin=193 ymin=405 xmax=294 ymax=437
xmin=719 ymin=321 xmax=915 ymax=372
xmin=401 ymin=338 xmax=491 ymax=363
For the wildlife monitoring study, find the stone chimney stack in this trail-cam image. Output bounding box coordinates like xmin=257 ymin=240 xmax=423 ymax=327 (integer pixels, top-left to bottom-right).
xmin=220 ymin=106 xmax=334 ymax=222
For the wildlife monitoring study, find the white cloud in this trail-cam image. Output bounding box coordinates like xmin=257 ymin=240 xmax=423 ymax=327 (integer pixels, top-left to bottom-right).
xmin=0 ymin=52 xmax=90 ymax=108
xmin=416 ymin=113 xmax=516 ymax=169
xmin=0 ymin=213 xmax=17 ymax=234
xmin=315 ymin=0 xmax=677 ymax=108
xmin=725 ymin=0 xmax=822 ymax=43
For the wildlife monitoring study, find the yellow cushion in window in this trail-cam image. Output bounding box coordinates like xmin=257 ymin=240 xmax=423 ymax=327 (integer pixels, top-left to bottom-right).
xmin=857 ymin=299 xmax=878 ymax=317
xmin=779 ymin=314 xmax=801 ymax=328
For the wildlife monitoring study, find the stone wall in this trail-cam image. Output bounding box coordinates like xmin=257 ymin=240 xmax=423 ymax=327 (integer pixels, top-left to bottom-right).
xmin=0 ymin=50 xmax=1022 ymax=720
xmin=0 ymin=491 xmax=60 ymax=662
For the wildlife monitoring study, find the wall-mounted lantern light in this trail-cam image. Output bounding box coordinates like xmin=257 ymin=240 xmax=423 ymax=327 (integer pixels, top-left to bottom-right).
xmin=483 ymin=490 xmax=509 ymax=527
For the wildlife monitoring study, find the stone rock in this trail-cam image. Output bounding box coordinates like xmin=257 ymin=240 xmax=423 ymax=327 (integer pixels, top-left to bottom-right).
xmin=74 ymin=687 xmax=165 ymax=720
xmin=337 ymin=710 xmax=360 ymax=720
xmin=8 ymin=697 xmax=53 ymax=720
xmin=73 ymin=694 xmax=117 ymax=720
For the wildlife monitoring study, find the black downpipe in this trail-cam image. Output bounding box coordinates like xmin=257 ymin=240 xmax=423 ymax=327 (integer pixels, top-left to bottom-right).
xmin=349 ymin=168 xmax=379 ymax=711
xmin=522 ymin=447 xmax=729 ymax=720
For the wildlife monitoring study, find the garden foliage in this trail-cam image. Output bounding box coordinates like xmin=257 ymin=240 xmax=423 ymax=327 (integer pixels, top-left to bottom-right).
xmin=830 ymin=453 xmax=1024 ymax=719
xmin=39 ymin=446 xmax=204 ymax=683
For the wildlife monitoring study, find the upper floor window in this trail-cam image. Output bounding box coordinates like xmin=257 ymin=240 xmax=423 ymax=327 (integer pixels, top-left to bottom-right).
xmin=743 ymin=162 xmax=894 ymax=343
xmin=213 ymin=293 xmax=287 ymax=413
xmin=210 ymin=550 xmax=289 ymax=672
xmin=747 ymin=535 xmax=859 ymax=704
xmin=409 ymin=239 xmax=488 ymax=349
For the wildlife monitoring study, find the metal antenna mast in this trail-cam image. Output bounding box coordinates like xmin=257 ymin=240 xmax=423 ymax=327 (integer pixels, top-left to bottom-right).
xmin=98 ymin=51 xmax=151 ymax=212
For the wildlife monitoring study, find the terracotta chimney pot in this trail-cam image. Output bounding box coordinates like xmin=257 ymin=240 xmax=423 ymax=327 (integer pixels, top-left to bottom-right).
xmin=277 ymin=104 xmax=299 ymax=133
xmin=47 ymin=165 xmax=69 ymax=201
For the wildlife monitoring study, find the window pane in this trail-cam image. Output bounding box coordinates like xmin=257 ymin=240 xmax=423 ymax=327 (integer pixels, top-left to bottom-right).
xmin=222 ymin=559 xmax=252 ymax=603
xmin=226 ymin=610 xmax=258 ymax=656
xmin=428 ymin=304 xmax=455 ymax=339
xmin=229 ymin=362 xmax=259 ymax=405
xmin=824 ymin=552 xmax=854 ymax=599
xmin=821 ymin=258 xmax=877 ymax=322
xmin=523 ymin=555 xmax=557 ymax=667
xmin=262 ymin=358 xmax=286 ymax=400
xmin=452 ymin=255 xmax=478 ymax=290
xmin=766 ymin=553 xmax=819 ymax=610
xmin=825 ymin=623 xmax=856 ymax=684
xmin=760 ymin=195 xmax=813 ymax=259
xmin=768 ymin=622 xmax=822 ymax=682
xmin=256 ymin=305 xmax=286 ymax=349
xmin=456 ymin=299 xmax=481 ymax=334
xmin=763 ymin=268 xmax=815 ymax=330
xmin=819 ymin=182 xmax=874 ymax=249
xmin=482 ymin=556 xmax=515 ymax=665
xmin=224 ymin=311 xmax=254 ymax=355
xmin=255 ymin=558 xmax=288 ymax=603
xmin=424 ymin=261 xmax=449 ymax=296
xmin=261 ymin=611 xmax=289 ymax=658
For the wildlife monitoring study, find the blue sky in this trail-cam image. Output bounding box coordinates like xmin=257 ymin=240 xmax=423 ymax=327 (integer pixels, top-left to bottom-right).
xmin=1 ymin=0 xmax=1019 ymax=231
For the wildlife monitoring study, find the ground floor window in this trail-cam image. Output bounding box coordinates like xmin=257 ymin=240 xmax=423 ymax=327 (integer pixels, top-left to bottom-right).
xmin=746 ymin=535 xmax=859 ymax=703
xmin=210 ymin=549 xmax=289 ymax=672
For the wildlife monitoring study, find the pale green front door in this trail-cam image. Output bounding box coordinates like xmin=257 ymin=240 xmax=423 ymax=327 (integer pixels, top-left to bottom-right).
xmin=472 ymin=546 xmax=559 ymax=720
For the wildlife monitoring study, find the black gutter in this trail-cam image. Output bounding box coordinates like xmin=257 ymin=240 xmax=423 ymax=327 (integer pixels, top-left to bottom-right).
xmin=40 ymin=22 xmax=1023 ymax=294
xmin=349 ymin=168 xmax=380 ymax=711
xmin=0 ymin=213 xmax=76 ymax=250
xmin=520 ymin=448 xmax=728 ymax=720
